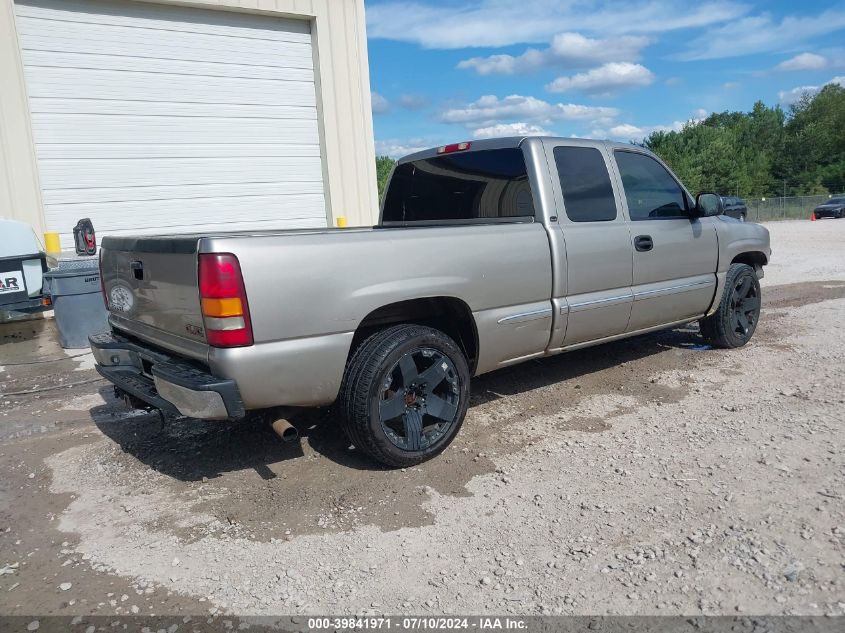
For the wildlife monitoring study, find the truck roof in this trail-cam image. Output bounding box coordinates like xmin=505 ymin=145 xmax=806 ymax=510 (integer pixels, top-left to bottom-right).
xmin=397 ymin=136 xmax=641 ymax=164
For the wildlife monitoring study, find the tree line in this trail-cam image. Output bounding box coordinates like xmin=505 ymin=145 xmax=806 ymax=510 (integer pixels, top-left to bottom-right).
xmin=645 ymin=83 xmax=845 ymax=198
xmin=374 ymin=83 xmax=845 ymax=199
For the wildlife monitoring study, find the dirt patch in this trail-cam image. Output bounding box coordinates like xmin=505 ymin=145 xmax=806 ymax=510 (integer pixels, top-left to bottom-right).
xmin=764 ymin=280 xmax=845 ymax=309
xmin=0 ymin=429 xmax=212 ymax=617
xmin=73 ymin=324 xmax=704 ymax=546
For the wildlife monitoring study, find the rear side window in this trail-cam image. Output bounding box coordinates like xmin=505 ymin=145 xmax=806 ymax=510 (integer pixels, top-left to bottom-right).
xmin=554 ymin=146 xmax=617 ymax=222
xmin=382 ymin=148 xmax=534 ymax=223
xmin=614 ymin=151 xmax=689 ymax=220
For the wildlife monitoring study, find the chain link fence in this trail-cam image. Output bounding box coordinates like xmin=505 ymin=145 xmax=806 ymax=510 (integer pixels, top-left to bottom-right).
xmin=745 ymin=193 xmax=845 ymax=222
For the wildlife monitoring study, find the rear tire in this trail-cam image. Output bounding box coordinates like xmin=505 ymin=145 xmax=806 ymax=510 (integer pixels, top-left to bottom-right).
xmin=699 ymin=263 xmax=761 ymax=348
xmin=339 ymin=324 xmax=470 ymax=468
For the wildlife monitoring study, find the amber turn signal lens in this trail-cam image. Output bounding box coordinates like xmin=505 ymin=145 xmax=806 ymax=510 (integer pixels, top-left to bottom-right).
xmin=201 ymin=297 xmax=243 ymax=318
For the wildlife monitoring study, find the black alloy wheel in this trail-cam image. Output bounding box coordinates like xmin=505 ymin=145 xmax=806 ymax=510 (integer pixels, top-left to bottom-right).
xmin=377 ymin=347 xmax=460 ymax=451
xmin=339 ymin=324 xmax=470 ymax=467
xmin=729 ymin=273 xmax=761 ymax=340
xmin=699 ymin=263 xmax=762 ymax=349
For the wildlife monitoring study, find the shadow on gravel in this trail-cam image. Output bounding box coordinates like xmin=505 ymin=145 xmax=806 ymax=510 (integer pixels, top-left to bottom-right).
xmin=90 ymin=324 xmax=700 ymax=482
xmin=470 ymin=323 xmax=698 ymax=409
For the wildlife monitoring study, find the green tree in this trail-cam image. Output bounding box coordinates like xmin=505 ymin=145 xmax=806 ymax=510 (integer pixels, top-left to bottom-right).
xmin=376 ymin=156 xmax=396 ymax=198
xmin=644 ymin=85 xmax=844 ymax=197
xmin=645 ymin=105 xmax=784 ymax=197
xmin=776 ymin=84 xmax=845 ymax=194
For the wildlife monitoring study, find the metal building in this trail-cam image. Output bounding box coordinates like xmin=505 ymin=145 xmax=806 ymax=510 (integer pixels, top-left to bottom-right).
xmin=0 ymin=0 xmax=379 ymax=248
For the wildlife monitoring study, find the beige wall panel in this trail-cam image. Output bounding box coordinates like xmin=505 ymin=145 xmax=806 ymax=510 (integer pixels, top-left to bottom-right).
xmin=0 ymin=0 xmax=44 ymax=240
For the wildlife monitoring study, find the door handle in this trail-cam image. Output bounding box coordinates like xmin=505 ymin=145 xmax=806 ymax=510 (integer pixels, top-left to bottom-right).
xmin=634 ymin=235 xmax=653 ymax=252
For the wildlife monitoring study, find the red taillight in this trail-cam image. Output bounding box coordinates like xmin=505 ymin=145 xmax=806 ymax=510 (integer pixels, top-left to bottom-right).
xmin=437 ymin=141 xmax=471 ymax=154
xmin=198 ymin=253 xmax=253 ymax=348
xmin=99 ymin=251 xmax=109 ymax=310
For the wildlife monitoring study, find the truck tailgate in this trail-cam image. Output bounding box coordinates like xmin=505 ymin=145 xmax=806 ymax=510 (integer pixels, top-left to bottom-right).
xmin=100 ymin=236 xmax=209 ymax=361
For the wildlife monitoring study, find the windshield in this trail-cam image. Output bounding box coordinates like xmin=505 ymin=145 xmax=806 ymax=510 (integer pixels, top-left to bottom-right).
xmin=827 ymin=197 xmax=845 ymax=205
xmin=382 ymin=148 xmax=535 ymax=223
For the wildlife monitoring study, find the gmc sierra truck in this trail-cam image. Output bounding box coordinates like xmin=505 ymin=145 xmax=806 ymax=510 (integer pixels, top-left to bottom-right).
xmin=91 ymin=137 xmax=771 ymax=467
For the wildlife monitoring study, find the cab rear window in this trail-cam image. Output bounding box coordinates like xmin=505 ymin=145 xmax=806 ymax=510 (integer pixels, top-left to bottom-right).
xmin=382 ymin=148 xmax=535 ymax=224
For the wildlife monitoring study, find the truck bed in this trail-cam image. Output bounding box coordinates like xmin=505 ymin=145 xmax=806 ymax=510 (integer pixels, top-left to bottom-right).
xmin=100 ymin=221 xmax=555 ymax=407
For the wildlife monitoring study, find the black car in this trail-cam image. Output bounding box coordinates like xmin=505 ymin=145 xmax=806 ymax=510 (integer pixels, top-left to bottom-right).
xmin=720 ymin=196 xmax=748 ymax=221
xmin=813 ymin=197 xmax=845 ymax=219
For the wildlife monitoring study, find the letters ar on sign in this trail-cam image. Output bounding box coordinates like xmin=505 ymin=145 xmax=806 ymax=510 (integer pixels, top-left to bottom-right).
xmin=0 ymin=271 xmax=24 ymax=294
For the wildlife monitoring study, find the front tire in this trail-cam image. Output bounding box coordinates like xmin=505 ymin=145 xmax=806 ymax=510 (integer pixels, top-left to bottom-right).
xmin=699 ymin=263 xmax=761 ymax=348
xmin=339 ymin=324 xmax=470 ymax=468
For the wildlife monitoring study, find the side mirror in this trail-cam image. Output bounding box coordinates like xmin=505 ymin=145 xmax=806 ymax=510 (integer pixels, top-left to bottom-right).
xmin=695 ymin=192 xmax=723 ymax=217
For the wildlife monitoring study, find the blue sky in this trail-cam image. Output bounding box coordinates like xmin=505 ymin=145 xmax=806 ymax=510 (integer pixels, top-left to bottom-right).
xmin=364 ymin=0 xmax=845 ymax=157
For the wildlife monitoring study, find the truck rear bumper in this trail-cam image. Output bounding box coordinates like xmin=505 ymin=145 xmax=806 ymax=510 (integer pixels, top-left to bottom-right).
xmin=90 ymin=332 xmax=244 ymax=420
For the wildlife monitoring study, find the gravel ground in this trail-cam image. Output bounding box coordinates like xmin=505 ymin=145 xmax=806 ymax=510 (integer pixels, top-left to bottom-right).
xmin=0 ymin=219 xmax=843 ymax=618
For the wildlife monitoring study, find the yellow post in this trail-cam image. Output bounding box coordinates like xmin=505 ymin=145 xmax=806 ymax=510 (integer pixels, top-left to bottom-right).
xmin=44 ymin=232 xmax=61 ymax=254
xmin=335 ymin=216 xmax=347 ymax=228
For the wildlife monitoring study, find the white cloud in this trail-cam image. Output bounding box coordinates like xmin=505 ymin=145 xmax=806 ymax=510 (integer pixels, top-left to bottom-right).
xmin=367 ymin=1 xmax=748 ymax=49
xmin=602 ymin=123 xmax=649 ymax=138
xmin=439 ymin=94 xmax=620 ymax=127
xmin=457 ymin=33 xmax=649 ymax=75
xmin=546 ymin=62 xmax=655 ymax=96
xmin=374 ymin=138 xmax=432 ymax=158
xmin=775 ymin=52 xmax=829 ymax=72
xmin=778 ymin=85 xmax=819 ymax=104
xmin=592 ymin=111 xmax=708 ymax=141
xmin=680 ymin=9 xmax=845 ymax=60
xmin=778 ymin=76 xmax=845 ymax=104
xmin=723 ymin=81 xmax=740 ymax=89
xmin=471 ymin=122 xmax=551 ymax=139
xmin=371 ymin=92 xmax=390 ymax=114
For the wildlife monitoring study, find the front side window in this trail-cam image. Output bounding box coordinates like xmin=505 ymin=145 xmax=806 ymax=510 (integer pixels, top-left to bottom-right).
xmin=554 ymin=146 xmax=617 ymax=222
xmin=614 ymin=151 xmax=689 ymax=220
xmin=382 ymin=148 xmax=534 ymax=223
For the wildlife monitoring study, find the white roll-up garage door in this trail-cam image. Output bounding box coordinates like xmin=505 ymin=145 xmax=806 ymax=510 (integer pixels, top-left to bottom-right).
xmin=15 ymin=0 xmax=327 ymax=248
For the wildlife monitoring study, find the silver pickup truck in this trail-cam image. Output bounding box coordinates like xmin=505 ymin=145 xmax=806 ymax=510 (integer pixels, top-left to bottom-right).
xmin=91 ymin=137 xmax=771 ymax=467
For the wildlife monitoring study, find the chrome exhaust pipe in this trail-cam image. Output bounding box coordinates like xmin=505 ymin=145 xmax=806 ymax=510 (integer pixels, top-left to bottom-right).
xmin=271 ymin=417 xmax=299 ymax=443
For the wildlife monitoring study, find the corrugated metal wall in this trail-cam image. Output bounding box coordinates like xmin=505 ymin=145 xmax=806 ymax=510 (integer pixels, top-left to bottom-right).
xmin=0 ymin=0 xmax=378 ymax=245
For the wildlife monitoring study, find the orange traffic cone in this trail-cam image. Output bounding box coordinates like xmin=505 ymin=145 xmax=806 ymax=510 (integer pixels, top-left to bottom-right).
xmin=810 ymin=212 xmax=817 ymax=221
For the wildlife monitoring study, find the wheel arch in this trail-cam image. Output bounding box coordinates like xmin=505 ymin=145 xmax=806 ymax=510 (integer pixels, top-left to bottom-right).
xmin=731 ymin=251 xmax=768 ymax=268
xmin=350 ymin=297 xmax=479 ymax=373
